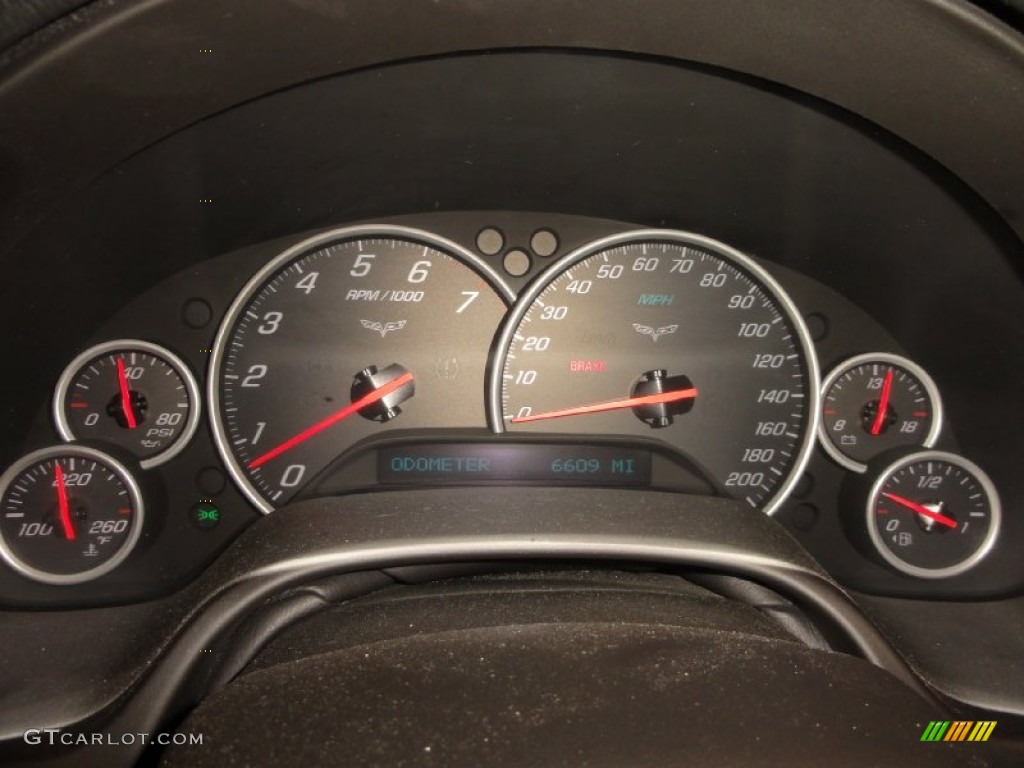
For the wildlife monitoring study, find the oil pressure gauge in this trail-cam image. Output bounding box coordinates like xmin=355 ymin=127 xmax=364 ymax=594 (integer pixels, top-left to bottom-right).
xmin=863 ymin=451 xmax=1000 ymax=579
xmin=54 ymin=340 xmax=201 ymax=468
xmin=819 ymin=353 xmax=941 ymax=472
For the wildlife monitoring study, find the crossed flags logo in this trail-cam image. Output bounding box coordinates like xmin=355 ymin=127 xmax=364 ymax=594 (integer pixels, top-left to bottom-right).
xmin=920 ymin=721 xmax=996 ymax=742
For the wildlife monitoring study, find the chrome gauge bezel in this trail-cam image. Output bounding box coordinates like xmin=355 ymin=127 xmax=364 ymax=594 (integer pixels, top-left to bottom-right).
xmin=486 ymin=228 xmax=822 ymax=515
xmin=53 ymin=339 xmax=202 ymax=469
xmin=208 ymin=224 xmax=516 ymax=514
xmin=865 ymin=450 xmax=1000 ymax=579
xmin=0 ymin=444 xmax=145 ymax=585
xmin=818 ymin=351 xmax=943 ymax=473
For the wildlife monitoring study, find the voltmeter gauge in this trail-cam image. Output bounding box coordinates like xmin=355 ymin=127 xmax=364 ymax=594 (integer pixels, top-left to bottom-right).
xmin=865 ymin=451 xmax=999 ymax=579
xmin=819 ymin=353 xmax=941 ymax=472
xmin=0 ymin=445 xmax=144 ymax=585
xmin=54 ymin=340 xmax=201 ymax=468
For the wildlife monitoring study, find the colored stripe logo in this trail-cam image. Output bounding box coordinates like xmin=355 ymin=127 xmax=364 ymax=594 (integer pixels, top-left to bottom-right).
xmin=920 ymin=721 xmax=996 ymax=742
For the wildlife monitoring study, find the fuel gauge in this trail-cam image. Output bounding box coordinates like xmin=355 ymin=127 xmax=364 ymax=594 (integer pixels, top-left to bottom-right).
xmin=864 ymin=451 xmax=999 ymax=579
xmin=54 ymin=340 xmax=201 ymax=468
xmin=819 ymin=353 xmax=941 ymax=472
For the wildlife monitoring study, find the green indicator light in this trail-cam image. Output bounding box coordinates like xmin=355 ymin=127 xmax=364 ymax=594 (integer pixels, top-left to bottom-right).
xmin=191 ymin=502 xmax=221 ymax=530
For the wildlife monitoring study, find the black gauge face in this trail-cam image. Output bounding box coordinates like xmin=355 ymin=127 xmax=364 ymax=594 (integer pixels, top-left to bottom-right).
xmin=54 ymin=340 xmax=200 ymax=468
xmin=211 ymin=226 xmax=511 ymax=512
xmin=820 ymin=353 xmax=940 ymax=472
xmin=0 ymin=446 xmax=143 ymax=584
xmin=489 ymin=230 xmax=820 ymax=513
xmin=867 ymin=451 xmax=999 ymax=579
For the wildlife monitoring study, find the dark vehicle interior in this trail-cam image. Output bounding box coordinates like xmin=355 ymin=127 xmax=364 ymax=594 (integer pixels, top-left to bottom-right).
xmin=0 ymin=1 xmax=1022 ymax=765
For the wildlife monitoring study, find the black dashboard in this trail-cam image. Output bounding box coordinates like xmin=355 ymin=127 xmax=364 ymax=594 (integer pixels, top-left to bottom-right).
xmin=0 ymin=1 xmax=1023 ymax=765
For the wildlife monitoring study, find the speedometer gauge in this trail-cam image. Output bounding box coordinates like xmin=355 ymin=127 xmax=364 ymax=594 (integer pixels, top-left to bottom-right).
xmin=210 ymin=225 xmax=511 ymax=513
xmin=488 ymin=230 xmax=820 ymax=513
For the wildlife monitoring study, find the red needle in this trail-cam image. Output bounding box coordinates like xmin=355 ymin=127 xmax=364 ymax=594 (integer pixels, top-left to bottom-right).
xmin=248 ymin=371 xmax=415 ymax=469
xmin=511 ymin=386 xmax=698 ymax=423
xmin=54 ymin=464 xmax=76 ymax=541
xmin=116 ymin=358 xmax=138 ymax=429
xmin=870 ymin=368 xmax=893 ymax=436
xmin=882 ymin=492 xmax=957 ymax=529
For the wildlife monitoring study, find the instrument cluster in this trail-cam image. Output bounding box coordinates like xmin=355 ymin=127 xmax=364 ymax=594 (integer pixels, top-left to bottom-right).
xmin=0 ymin=212 xmax=1006 ymax=605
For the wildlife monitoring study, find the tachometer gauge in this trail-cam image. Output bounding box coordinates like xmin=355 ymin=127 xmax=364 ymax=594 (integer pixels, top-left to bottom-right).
xmin=54 ymin=340 xmax=201 ymax=468
xmin=862 ymin=451 xmax=999 ymax=579
xmin=819 ymin=353 xmax=941 ymax=472
xmin=0 ymin=445 xmax=144 ymax=585
xmin=488 ymin=230 xmax=820 ymax=514
xmin=210 ymin=225 xmax=512 ymax=513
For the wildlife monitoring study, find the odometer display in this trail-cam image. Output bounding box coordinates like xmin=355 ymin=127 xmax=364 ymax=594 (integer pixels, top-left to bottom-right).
xmin=379 ymin=442 xmax=653 ymax=486
xmin=210 ymin=226 xmax=510 ymax=512
xmin=489 ymin=230 xmax=820 ymax=513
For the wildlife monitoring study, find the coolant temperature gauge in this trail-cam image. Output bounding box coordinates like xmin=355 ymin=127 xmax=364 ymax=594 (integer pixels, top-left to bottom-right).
xmin=54 ymin=340 xmax=200 ymax=468
xmin=864 ymin=451 xmax=1000 ymax=579
xmin=819 ymin=353 xmax=941 ymax=472
xmin=0 ymin=445 xmax=144 ymax=584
